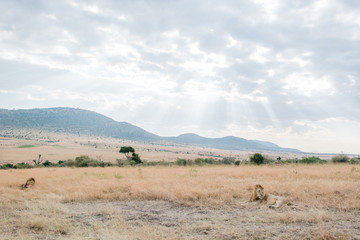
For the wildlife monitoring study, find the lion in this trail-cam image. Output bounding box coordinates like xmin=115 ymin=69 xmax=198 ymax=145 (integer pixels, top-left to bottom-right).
xmin=21 ymin=178 xmax=35 ymax=189
xmin=250 ymin=184 xmax=290 ymax=208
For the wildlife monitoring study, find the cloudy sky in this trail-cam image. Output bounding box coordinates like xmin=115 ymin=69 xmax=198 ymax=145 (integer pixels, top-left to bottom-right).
xmin=0 ymin=0 xmax=359 ymax=153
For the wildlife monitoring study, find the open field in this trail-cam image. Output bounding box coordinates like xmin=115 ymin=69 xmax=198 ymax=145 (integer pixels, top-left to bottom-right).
xmin=0 ymin=130 xmax=336 ymax=164
xmin=1 ymin=165 xmax=360 ymax=239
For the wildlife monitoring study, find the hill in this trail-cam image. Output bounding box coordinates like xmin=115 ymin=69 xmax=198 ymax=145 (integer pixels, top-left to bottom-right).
xmin=0 ymin=108 xmax=159 ymax=141
xmin=0 ymin=107 xmax=300 ymax=152
xmin=165 ymin=134 xmax=300 ymax=152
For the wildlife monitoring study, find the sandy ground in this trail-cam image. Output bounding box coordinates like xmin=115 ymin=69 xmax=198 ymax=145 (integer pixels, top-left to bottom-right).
xmin=66 ymin=200 xmax=360 ymax=240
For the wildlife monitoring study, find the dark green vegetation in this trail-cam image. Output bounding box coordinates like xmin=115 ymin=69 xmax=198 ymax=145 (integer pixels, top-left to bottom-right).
xmin=17 ymin=145 xmax=36 ymax=148
xmin=250 ymin=153 xmax=264 ymax=165
xmin=0 ymin=107 xmax=300 ymax=152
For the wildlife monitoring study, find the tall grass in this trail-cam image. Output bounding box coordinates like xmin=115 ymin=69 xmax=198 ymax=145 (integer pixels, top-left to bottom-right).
xmin=1 ymin=165 xmax=359 ymax=209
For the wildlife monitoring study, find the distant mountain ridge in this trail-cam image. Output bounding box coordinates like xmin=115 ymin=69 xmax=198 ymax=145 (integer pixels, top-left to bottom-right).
xmin=164 ymin=133 xmax=299 ymax=152
xmin=0 ymin=107 xmax=300 ymax=152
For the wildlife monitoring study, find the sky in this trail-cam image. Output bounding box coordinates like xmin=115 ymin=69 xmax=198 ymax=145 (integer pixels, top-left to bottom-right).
xmin=0 ymin=0 xmax=359 ymax=154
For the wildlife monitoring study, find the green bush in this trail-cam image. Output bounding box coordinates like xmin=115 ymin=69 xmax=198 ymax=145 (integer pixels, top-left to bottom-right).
xmin=350 ymin=158 xmax=360 ymax=164
xmin=42 ymin=160 xmax=55 ymax=167
xmin=0 ymin=163 xmax=14 ymax=169
xmin=176 ymin=158 xmax=194 ymax=166
xmin=203 ymin=158 xmax=216 ymax=164
xmin=75 ymin=155 xmax=91 ymax=167
xmin=250 ymin=153 xmax=264 ymax=165
xmin=234 ymin=160 xmax=241 ymax=166
xmin=131 ymin=153 xmax=142 ymax=164
xmin=143 ymin=161 xmax=174 ymax=166
xmin=299 ymin=156 xmax=326 ymax=164
xmin=176 ymin=158 xmax=187 ymax=166
xmin=14 ymin=162 xmax=33 ymax=169
xmin=331 ymin=154 xmax=350 ymax=163
xmin=64 ymin=159 xmax=76 ymax=167
xmin=221 ymin=157 xmax=235 ymax=165
xmin=194 ymin=158 xmax=204 ymax=165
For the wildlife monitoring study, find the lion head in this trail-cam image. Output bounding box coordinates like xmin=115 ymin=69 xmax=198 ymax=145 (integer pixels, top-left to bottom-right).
xmin=250 ymin=184 xmax=264 ymax=201
xmin=22 ymin=178 xmax=35 ymax=189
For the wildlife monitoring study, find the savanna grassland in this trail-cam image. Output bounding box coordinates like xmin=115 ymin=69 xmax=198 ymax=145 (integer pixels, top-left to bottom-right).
xmin=1 ymin=164 xmax=360 ymax=240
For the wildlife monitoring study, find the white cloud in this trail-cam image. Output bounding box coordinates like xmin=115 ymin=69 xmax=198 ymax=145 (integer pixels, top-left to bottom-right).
xmin=253 ymin=0 xmax=280 ymax=23
xmin=249 ymin=46 xmax=270 ymax=63
xmin=283 ymin=72 xmax=334 ymax=96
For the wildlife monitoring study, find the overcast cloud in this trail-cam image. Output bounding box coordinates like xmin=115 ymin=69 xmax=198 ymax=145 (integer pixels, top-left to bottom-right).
xmin=0 ymin=0 xmax=359 ymax=153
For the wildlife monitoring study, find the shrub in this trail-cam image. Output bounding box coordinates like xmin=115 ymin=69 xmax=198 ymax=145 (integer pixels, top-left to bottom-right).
xmin=263 ymin=156 xmax=275 ymax=164
xmin=221 ymin=157 xmax=235 ymax=165
xmin=331 ymin=154 xmax=350 ymax=163
xmin=299 ymin=156 xmax=326 ymax=164
xmin=194 ymin=158 xmax=204 ymax=165
xmin=234 ymin=160 xmax=241 ymax=166
xmin=176 ymin=158 xmax=187 ymax=166
xmin=350 ymin=158 xmax=360 ymax=164
xmin=14 ymin=162 xmax=33 ymax=169
xmin=203 ymin=158 xmax=216 ymax=164
xmin=57 ymin=160 xmax=65 ymax=165
xmin=131 ymin=153 xmax=142 ymax=164
xmin=128 ymin=160 xmax=137 ymax=166
xmin=64 ymin=159 xmax=75 ymax=167
xmin=144 ymin=161 xmax=174 ymax=166
xmin=116 ymin=158 xmax=125 ymax=166
xmin=42 ymin=160 xmax=54 ymax=167
xmin=75 ymin=155 xmax=91 ymax=167
xmin=250 ymin=153 xmax=264 ymax=165
xmin=87 ymin=160 xmax=104 ymax=167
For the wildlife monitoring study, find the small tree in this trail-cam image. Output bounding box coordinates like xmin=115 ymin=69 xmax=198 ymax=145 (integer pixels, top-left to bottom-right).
xmin=119 ymin=146 xmax=135 ymax=160
xmin=250 ymin=153 xmax=264 ymax=165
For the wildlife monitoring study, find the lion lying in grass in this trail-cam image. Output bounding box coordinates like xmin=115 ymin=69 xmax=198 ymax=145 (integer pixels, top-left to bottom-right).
xmin=250 ymin=184 xmax=290 ymax=208
xmin=21 ymin=178 xmax=35 ymax=189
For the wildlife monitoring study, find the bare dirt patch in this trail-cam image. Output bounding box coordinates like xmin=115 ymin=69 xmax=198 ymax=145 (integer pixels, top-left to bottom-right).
xmin=67 ymin=200 xmax=360 ymax=239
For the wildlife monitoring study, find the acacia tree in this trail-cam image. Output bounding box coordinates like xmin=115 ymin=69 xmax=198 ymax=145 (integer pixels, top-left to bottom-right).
xmin=119 ymin=146 xmax=135 ymax=160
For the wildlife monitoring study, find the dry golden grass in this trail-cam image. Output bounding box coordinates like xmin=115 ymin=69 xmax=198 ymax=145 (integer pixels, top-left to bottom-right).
xmin=1 ymin=164 xmax=360 ymax=239
xmin=1 ymin=165 xmax=360 ymax=208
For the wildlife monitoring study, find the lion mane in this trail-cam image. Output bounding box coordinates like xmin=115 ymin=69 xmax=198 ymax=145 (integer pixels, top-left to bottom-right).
xmin=21 ymin=178 xmax=35 ymax=189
